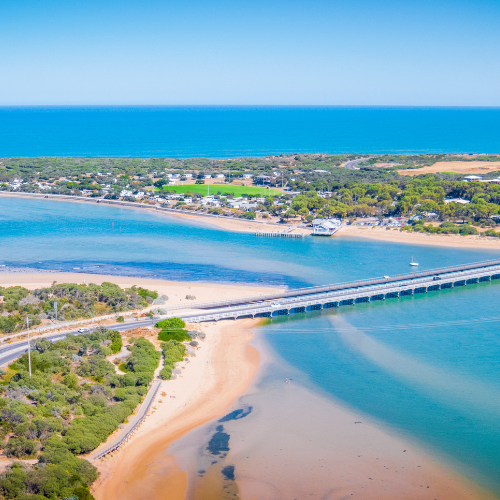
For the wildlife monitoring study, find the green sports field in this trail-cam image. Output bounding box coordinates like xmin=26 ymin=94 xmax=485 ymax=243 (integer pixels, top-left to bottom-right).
xmin=160 ymin=184 xmax=282 ymax=197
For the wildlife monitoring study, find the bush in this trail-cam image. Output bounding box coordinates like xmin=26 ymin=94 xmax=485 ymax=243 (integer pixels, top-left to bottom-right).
xmin=155 ymin=318 xmax=185 ymax=330
xmin=159 ymin=341 xmax=186 ymax=380
xmin=5 ymin=436 xmax=37 ymax=457
xmin=158 ymin=329 xmax=191 ymax=342
xmin=116 ymin=316 xmax=124 ymax=323
xmin=459 ymin=224 xmax=479 ymax=235
xmin=485 ymin=229 xmax=500 ymax=237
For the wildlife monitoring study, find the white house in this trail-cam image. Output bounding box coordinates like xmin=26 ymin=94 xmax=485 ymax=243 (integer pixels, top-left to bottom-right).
xmin=243 ymin=174 xmax=253 ymax=179
xmin=445 ymin=198 xmax=470 ymax=204
xmin=205 ymin=174 xmax=212 ymax=179
xmin=184 ymin=173 xmax=193 ymax=179
xmin=134 ymin=192 xmax=145 ymax=199
xmin=215 ymin=174 xmax=225 ymax=179
xmin=312 ymin=219 xmax=341 ymax=236
xmin=120 ymin=190 xmax=133 ymax=197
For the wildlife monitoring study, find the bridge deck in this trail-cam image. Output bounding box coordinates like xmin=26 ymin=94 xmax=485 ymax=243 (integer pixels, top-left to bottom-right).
xmin=179 ymin=260 xmax=500 ymax=323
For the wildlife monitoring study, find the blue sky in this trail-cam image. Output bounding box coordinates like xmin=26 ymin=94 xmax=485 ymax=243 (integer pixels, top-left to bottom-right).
xmin=1 ymin=0 xmax=499 ymax=105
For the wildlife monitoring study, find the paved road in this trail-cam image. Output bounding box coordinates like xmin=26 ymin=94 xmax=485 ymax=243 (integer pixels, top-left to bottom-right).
xmin=343 ymin=157 xmax=373 ymax=169
xmin=0 ymin=319 xmax=155 ymax=365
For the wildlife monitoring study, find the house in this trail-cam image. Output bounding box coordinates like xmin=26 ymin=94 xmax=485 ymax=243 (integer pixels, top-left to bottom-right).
xmin=312 ymin=219 xmax=341 ymax=236
xmin=134 ymin=192 xmax=145 ymax=199
xmin=354 ymin=217 xmax=380 ymax=226
xmin=444 ymin=198 xmax=470 ymax=204
xmin=204 ymin=174 xmax=212 ymax=179
xmin=243 ymin=174 xmax=253 ymax=179
xmin=256 ymin=174 xmax=272 ymax=184
xmin=184 ymin=173 xmax=193 ymax=179
xmin=120 ymin=190 xmax=133 ymax=197
xmin=215 ymin=174 xmax=225 ymax=179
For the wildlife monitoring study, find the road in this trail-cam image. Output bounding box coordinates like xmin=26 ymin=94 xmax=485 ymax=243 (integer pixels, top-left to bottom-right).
xmin=343 ymin=157 xmax=373 ymax=169
xmin=0 ymin=319 xmax=155 ymax=365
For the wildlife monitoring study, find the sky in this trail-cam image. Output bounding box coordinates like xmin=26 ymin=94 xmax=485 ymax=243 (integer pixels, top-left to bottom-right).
xmin=1 ymin=0 xmax=500 ymax=105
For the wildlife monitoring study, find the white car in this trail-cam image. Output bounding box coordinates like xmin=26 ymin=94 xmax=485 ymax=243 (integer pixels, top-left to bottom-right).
xmin=78 ymin=327 xmax=90 ymax=333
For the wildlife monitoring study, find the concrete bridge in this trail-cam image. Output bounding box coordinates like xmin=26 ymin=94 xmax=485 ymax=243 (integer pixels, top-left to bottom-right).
xmin=180 ymin=259 xmax=500 ymax=323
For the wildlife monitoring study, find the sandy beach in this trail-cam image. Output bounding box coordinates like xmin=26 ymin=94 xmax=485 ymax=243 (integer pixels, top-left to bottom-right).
xmin=337 ymin=224 xmax=500 ymax=249
xmin=88 ymin=315 xmax=497 ymax=500
xmin=92 ymin=318 xmax=261 ymax=500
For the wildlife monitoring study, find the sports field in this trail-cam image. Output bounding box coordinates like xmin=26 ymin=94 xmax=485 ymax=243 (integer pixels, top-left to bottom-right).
xmin=160 ymin=184 xmax=282 ymax=197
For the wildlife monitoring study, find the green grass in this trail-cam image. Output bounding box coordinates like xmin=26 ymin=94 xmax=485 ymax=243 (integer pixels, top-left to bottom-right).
xmin=159 ymin=184 xmax=282 ymax=197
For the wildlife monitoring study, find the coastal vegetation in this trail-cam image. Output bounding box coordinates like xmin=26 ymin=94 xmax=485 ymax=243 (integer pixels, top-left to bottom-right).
xmin=4 ymin=155 xmax=500 ymax=235
xmin=0 ymin=328 xmax=161 ymax=500
xmin=155 ymin=318 xmax=191 ymax=342
xmin=0 ymin=283 xmax=157 ymax=334
xmin=159 ymin=341 xmax=186 ymax=380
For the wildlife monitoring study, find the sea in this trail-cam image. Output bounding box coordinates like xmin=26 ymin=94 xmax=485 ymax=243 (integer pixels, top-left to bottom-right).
xmin=1 ymin=197 xmax=500 ymax=496
xmin=1 ymin=105 xmax=500 ymax=157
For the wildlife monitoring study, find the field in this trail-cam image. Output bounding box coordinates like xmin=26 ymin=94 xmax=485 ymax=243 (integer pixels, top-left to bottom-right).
xmin=398 ymin=161 xmax=500 ymax=176
xmin=160 ymin=184 xmax=282 ymax=197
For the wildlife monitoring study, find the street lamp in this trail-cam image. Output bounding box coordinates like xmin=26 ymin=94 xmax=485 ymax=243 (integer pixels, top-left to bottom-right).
xmin=26 ymin=317 xmax=31 ymax=379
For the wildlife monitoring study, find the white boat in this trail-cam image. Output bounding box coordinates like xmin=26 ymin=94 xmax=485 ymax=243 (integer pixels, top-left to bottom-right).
xmin=410 ymin=257 xmax=419 ymax=266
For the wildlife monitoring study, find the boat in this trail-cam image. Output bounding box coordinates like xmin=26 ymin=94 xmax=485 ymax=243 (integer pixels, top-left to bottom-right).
xmin=410 ymin=257 xmax=419 ymax=266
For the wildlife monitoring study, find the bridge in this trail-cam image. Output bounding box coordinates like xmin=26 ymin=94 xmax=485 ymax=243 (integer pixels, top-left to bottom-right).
xmin=179 ymin=259 xmax=500 ymax=323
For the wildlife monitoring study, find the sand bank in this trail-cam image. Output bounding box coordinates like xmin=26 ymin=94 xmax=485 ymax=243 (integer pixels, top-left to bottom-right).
xmin=165 ymin=211 xmax=310 ymax=235
xmin=92 ymin=318 xmax=261 ymax=500
xmin=337 ymin=224 xmax=500 ymax=249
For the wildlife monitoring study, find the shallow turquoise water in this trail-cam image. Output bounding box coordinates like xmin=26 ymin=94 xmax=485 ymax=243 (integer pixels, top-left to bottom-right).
xmin=1 ymin=196 xmax=500 ymax=492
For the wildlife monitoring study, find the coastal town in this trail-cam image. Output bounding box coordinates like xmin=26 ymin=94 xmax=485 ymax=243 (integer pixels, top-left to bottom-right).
xmin=3 ymin=154 xmax=500 ymax=239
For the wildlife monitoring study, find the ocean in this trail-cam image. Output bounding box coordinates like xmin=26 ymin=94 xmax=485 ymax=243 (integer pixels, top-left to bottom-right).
xmin=1 ymin=197 xmax=500 ymax=496
xmin=0 ymin=106 xmax=500 ymax=157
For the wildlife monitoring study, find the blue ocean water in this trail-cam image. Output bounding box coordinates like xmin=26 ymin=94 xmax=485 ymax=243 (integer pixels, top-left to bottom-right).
xmin=1 ymin=106 xmax=500 ymax=157
xmin=1 ymin=197 xmax=500 ymax=494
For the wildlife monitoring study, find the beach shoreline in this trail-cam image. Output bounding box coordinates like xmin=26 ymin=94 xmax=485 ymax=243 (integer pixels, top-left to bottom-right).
xmin=92 ymin=318 xmax=261 ymax=500
xmin=89 ymin=314 xmax=499 ymax=500
xmin=337 ymin=224 xmax=500 ymax=249
xmin=0 ymin=191 xmax=310 ymax=235
xmin=3 ymin=190 xmax=500 ymax=247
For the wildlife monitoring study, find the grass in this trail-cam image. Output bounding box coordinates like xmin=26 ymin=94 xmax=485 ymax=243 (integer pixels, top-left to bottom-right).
xmin=159 ymin=184 xmax=282 ymax=197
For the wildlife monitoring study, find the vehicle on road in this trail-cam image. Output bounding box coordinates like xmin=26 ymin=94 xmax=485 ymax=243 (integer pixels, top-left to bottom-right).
xmin=77 ymin=327 xmax=90 ymax=333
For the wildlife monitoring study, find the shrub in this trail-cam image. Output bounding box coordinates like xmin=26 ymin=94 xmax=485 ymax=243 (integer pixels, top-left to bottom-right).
xmin=158 ymin=329 xmax=191 ymax=342
xmin=159 ymin=341 xmax=186 ymax=380
xmin=155 ymin=318 xmax=185 ymax=330
xmin=116 ymin=316 xmax=124 ymax=323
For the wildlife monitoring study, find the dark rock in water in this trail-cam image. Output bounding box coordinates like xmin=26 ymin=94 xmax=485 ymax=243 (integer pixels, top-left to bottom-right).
xmin=219 ymin=406 xmax=253 ymax=422
xmin=207 ymin=425 xmax=230 ymax=455
xmin=221 ymin=465 xmax=235 ymax=481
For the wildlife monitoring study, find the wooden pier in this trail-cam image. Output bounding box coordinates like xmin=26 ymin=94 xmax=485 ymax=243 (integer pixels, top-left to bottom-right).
xmin=255 ymin=232 xmax=305 ymax=238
